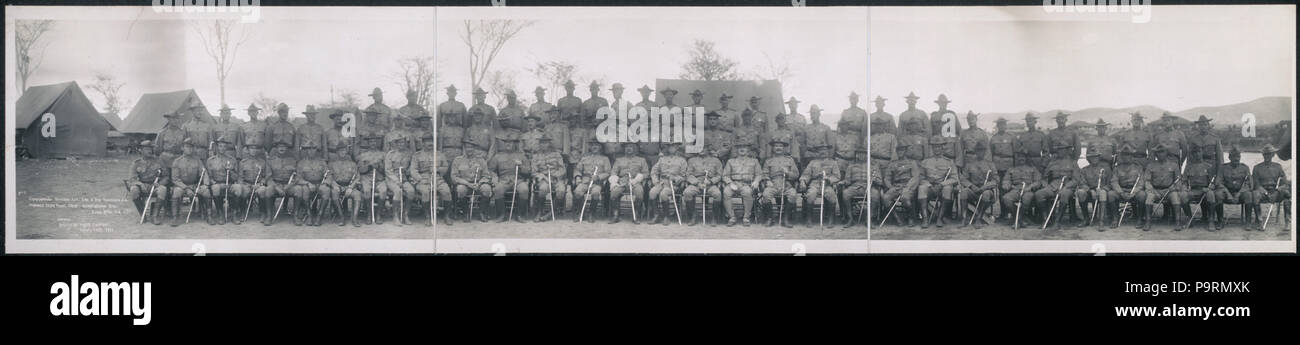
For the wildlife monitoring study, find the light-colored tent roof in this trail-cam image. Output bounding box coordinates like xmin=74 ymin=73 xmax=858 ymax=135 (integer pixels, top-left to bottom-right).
xmin=120 ymin=89 xmax=214 ymax=134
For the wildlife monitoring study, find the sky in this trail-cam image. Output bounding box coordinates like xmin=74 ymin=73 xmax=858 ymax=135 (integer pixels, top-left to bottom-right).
xmin=7 ymin=7 xmax=434 ymax=121
xmin=435 ymin=7 xmax=871 ymax=125
xmin=868 ymin=5 xmax=1295 ymax=121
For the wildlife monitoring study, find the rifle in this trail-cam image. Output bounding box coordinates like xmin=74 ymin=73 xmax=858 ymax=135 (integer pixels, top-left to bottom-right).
xmin=139 ymin=169 xmax=161 ymax=224
xmin=578 ymin=166 xmax=598 ymax=222
xmin=1262 ymin=177 xmax=1283 ymax=230
xmin=1013 ymin=182 xmax=1026 ymax=230
xmin=272 ymin=171 xmax=297 ymax=223
xmin=468 ymin=167 xmax=480 ymax=222
xmin=819 ymin=170 xmax=826 ymax=229
xmin=1088 ymin=169 xmax=1103 ymax=225
xmin=1116 ymin=174 xmax=1142 ymax=227
xmin=546 ymin=171 xmax=557 ymax=222
xmin=627 ymin=173 xmax=638 ymax=222
xmin=1186 ymin=176 xmax=1216 ymax=229
xmin=508 ymin=165 xmax=519 ymax=221
xmin=185 ymin=167 xmax=208 ymax=224
xmin=243 ymin=167 xmax=262 ymax=222
xmin=968 ymin=170 xmax=991 ymax=226
xmin=1042 ymin=175 xmax=1068 ymax=229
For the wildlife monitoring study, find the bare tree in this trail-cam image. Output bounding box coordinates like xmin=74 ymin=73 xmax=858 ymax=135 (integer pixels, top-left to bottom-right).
xmin=484 ymin=70 xmax=519 ymax=109
xmin=679 ymin=40 xmax=742 ymax=81
xmin=460 ymin=20 xmax=534 ymax=89
xmin=252 ymin=93 xmax=280 ymax=116
xmin=526 ymin=60 xmax=579 ymax=103
xmin=394 ymin=55 xmax=436 ymax=111
xmin=86 ymin=72 xmax=129 ymax=116
xmin=191 ymin=20 xmax=253 ymax=106
xmin=756 ymin=51 xmax=794 ymax=86
xmin=15 ymin=20 xmax=55 ymax=96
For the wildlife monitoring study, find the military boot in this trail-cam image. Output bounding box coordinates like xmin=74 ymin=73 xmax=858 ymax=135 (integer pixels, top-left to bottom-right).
xmin=150 ymin=198 xmax=164 ymax=225
xmin=609 ymin=206 xmax=622 ymax=224
xmin=1172 ymin=204 xmax=1185 ymax=231
xmin=935 ymin=200 xmax=947 ymax=228
xmin=1140 ymin=204 xmax=1152 ymax=231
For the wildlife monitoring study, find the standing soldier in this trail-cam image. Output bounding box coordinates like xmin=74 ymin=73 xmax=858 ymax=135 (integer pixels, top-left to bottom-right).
xmin=1116 ymin=112 xmax=1152 ymax=165
xmin=882 ymin=142 xmax=922 ymax=227
xmin=182 ymin=105 xmax=215 ymax=159
xmin=782 ymin=96 xmax=808 ymax=135
xmin=930 ymin=94 xmax=958 ymax=138
xmin=769 ymin=114 xmax=802 ymax=166
xmin=356 ymin=137 xmax=388 ymax=225
xmin=711 ymin=91 xmax=742 ymax=133
xmin=958 ymin=140 xmax=998 ymax=229
xmin=802 ymin=145 xmax=843 ymax=226
xmin=364 ymin=87 xmax=394 ymax=131
xmin=1155 ymin=112 xmax=1190 ymax=164
xmin=572 ymin=135 xmax=612 ymax=223
xmin=1085 ymin=119 xmax=1117 ymax=167
xmin=897 ymin=117 xmax=929 ymax=169
xmin=1181 ymin=149 xmax=1220 ymax=231
xmin=293 ymin=144 xmax=328 ymax=226
xmin=231 ymin=142 xmax=266 ymax=225
xmin=649 ymin=142 xmax=688 ymax=225
xmin=684 ymin=144 xmax=724 ymax=226
xmin=867 ymin=95 xmax=896 ymax=136
xmin=466 ymin=89 xmax=497 ymax=158
xmin=214 ymin=106 xmax=241 ymax=157
xmin=609 ymin=142 xmax=649 ymax=224
xmin=989 ymin=118 xmax=1016 ymax=178
xmin=839 ymin=92 xmax=868 ymax=137
xmin=704 ymin=104 xmax=734 ymax=162
xmin=918 ymin=139 xmax=958 ymax=228
xmin=841 ymin=143 xmax=871 ymax=228
xmin=239 ymin=104 xmax=268 ymax=159
xmin=296 ymin=105 xmax=327 ymax=158
xmin=1048 ymin=112 xmax=1080 ymax=161
xmin=1001 ymin=155 xmax=1043 ymax=227
xmin=452 ymin=142 xmax=494 ymax=223
xmin=383 ymin=134 xmax=415 ymax=226
xmin=581 ymin=81 xmax=609 ymax=134
xmin=325 ymin=110 xmax=354 ymax=159
xmin=205 ymin=137 xmax=239 ymax=225
xmin=633 ymin=85 xmax=660 ymax=162
xmin=258 ymin=142 xmax=297 ymax=226
xmin=156 ymin=112 xmax=187 ymax=167
xmin=742 ymin=96 xmax=769 ymax=152
xmin=1188 ymin=115 xmax=1222 ymax=167
xmin=722 ymin=143 xmax=761 ymax=226
xmin=733 ymin=103 xmax=765 ymax=160
xmin=761 ymin=139 xmax=800 ymax=227
xmin=604 ymin=83 xmax=632 ymax=156
xmin=1075 ymin=151 xmax=1112 ymax=230
xmin=439 ymin=108 xmax=467 ymax=159
xmin=1216 ymin=147 xmax=1252 ymax=230
xmin=1251 ymin=144 xmax=1290 ymax=231
xmin=489 ymin=136 xmax=530 ymax=223
xmin=498 ymin=89 xmax=527 ymax=139
xmin=1110 ymin=151 xmax=1147 ymax=230
xmin=959 ymin=111 xmax=991 ymax=168
xmin=169 ymin=139 xmax=209 ymax=227
xmin=556 ymin=80 xmax=584 ymax=160
xmin=1144 ymin=147 xmax=1184 ymax=230
xmin=1016 ymin=112 xmax=1049 ymax=172
xmin=126 ymin=140 xmax=170 ymax=225
xmin=529 ymin=86 xmax=555 ymax=122
xmin=409 ymin=133 xmax=450 ymax=226
xmin=267 ymin=103 xmax=297 ymax=157
xmin=897 ymin=92 xmax=928 ymax=136
xmin=805 ymin=105 xmax=835 ymax=168
xmin=1037 ymin=146 xmax=1081 ymax=229
xmin=438 ymin=85 xmax=467 ymax=130
xmin=531 ymin=134 xmax=569 ymax=221
xmin=325 ymin=139 xmax=361 ymax=227
xmin=397 ymin=89 xmax=430 ymax=125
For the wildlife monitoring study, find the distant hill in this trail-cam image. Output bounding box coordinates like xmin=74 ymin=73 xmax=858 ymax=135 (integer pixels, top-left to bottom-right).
xmin=973 ymin=97 xmax=1291 ymax=131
